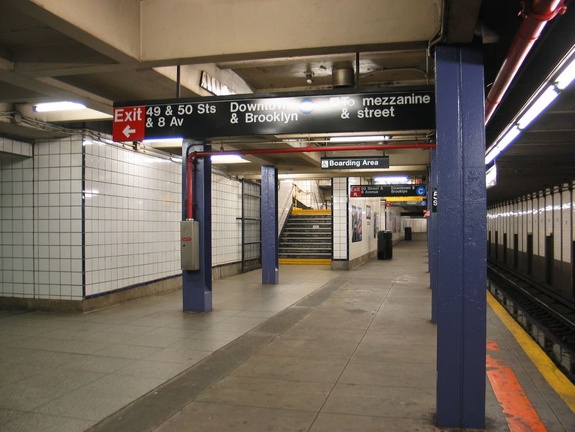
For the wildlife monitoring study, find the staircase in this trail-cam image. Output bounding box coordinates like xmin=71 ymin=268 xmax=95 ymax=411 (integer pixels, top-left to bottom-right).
xmin=279 ymin=209 xmax=332 ymax=264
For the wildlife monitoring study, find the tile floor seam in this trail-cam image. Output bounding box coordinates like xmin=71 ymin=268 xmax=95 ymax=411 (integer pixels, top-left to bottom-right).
xmin=86 ymin=279 xmax=352 ymax=432
xmin=305 ymin=279 xmax=395 ymax=432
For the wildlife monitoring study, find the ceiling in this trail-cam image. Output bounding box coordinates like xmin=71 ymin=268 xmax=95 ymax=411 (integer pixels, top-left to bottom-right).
xmin=0 ymin=0 xmax=574 ymax=208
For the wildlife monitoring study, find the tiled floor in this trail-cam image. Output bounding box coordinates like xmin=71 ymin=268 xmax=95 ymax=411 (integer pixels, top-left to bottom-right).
xmin=0 ymin=265 xmax=339 ymax=432
xmin=1 ymin=235 xmax=575 ymax=431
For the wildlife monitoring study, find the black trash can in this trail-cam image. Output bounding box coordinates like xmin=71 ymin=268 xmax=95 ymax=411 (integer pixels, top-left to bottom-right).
xmin=377 ymin=230 xmax=393 ymax=260
xmin=404 ymin=226 xmax=412 ymax=241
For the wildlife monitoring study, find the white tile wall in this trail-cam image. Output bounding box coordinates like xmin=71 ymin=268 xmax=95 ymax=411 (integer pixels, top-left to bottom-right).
xmin=538 ymin=194 xmax=546 ymax=256
xmin=553 ymin=189 xmax=562 ymax=261
xmin=83 ymin=139 xmax=181 ymax=297
xmin=293 ymin=179 xmax=322 ymax=209
xmin=0 ymin=136 xmax=33 ymax=158
xmin=1 ymin=133 xmax=253 ymax=302
xmin=278 ymin=179 xmax=294 ymax=234
xmin=349 ymin=195 xmax=380 ymax=261
xmin=332 ymin=177 xmax=348 ymax=260
xmin=34 ymin=136 xmax=84 ymax=299
xmin=563 ymin=189 xmax=572 ymax=262
xmin=0 ymin=148 xmax=34 ymax=298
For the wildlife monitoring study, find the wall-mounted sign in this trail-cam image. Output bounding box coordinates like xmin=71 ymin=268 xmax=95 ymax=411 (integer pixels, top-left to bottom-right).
xmin=350 ymin=184 xmax=427 ymax=198
xmin=320 ymin=156 xmax=389 ymax=170
xmin=113 ymin=88 xmax=435 ymax=141
xmin=200 ymin=71 xmax=236 ymax=96
xmin=432 ymin=188 xmax=438 ymax=212
xmin=388 ymin=200 xmax=427 ymax=207
xmin=113 ymin=106 xmax=146 ymax=140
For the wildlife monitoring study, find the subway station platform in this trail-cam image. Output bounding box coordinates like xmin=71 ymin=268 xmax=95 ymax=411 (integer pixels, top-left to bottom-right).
xmin=1 ymin=235 xmax=575 ymax=431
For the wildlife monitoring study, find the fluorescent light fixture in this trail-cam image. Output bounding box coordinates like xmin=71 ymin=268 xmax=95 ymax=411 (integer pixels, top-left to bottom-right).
xmin=486 ymin=164 xmax=497 ymax=189
xmin=516 ymin=85 xmax=558 ymax=130
xmin=210 ymin=154 xmax=250 ymax=164
xmin=34 ymin=101 xmax=86 ymax=112
xmin=485 ymin=125 xmax=521 ymax=165
xmin=83 ymin=189 xmax=99 ymax=198
xmin=485 ymin=43 xmax=575 ymax=165
xmin=373 ymin=175 xmax=409 ymax=184
xmin=142 ymin=137 xmax=183 ymax=146
xmin=330 ymin=135 xmax=390 ymax=143
xmin=555 ymin=50 xmax=575 ymax=90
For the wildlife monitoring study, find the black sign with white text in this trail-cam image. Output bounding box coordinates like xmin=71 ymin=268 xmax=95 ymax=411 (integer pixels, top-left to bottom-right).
xmin=432 ymin=188 xmax=438 ymax=212
xmin=113 ymin=88 xmax=435 ymax=141
xmin=350 ymin=184 xmax=427 ymax=198
xmin=321 ymin=157 xmax=389 ymax=170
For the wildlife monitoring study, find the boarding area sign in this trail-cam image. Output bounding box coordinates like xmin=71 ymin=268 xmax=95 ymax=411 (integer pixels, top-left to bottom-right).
xmin=350 ymin=184 xmax=427 ymax=198
xmin=113 ymin=88 xmax=434 ymax=141
xmin=321 ymin=156 xmax=389 ymax=170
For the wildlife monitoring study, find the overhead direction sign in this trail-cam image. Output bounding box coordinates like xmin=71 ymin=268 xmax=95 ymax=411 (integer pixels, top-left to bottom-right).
xmin=386 ymin=196 xmax=425 ymax=202
xmin=350 ymin=184 xmax=427 ymax=198
xmin=388 ymin=200 xmax=427 ymax=207
xmin=113 ymin=89 xmax=435 ymax=141
xmin=113 ymin=106 xmax=145 ymax=141
xmin=321 ymin=156 xmax=389 ymax=170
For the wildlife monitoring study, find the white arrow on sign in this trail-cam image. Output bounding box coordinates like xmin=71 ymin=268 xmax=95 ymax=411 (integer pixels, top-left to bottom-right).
xmin=123 ymin=125 xmax=136 ymax=138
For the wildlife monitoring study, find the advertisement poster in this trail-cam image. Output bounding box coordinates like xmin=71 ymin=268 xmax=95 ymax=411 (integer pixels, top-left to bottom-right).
xmin=352 ymin=206 xmax=363 ymax=243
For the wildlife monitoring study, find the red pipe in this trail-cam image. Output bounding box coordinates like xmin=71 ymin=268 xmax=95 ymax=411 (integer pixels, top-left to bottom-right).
xmin=484 ymin=0 xmax=566 ymax=125
xmin=186 ymin=157 xmax=193 ymax=219
xmin=189 ymin=143 xmax=436 ymax=159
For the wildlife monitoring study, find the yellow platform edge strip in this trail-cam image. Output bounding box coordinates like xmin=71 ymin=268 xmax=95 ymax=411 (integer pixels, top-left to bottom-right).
xmin=487 ymin=291 xmax=575 ymax=414
xmin=279 ymin=258 xmax=332 ymax=265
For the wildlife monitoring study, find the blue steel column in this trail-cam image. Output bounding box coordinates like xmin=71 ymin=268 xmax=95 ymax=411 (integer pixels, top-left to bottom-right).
xmin=181 ymin=140 xmax=212 ymax=312
xmin=261 ymin=165 xmax=279 ymax=284
xmin=435 ymin=45 xmax=486 ymax=428
xmin=428 ymin=148 xmax=438 ymax=323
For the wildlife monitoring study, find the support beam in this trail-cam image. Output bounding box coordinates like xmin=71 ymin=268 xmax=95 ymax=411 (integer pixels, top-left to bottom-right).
xmin=9 ymin=0 xmax=140 ymax=63
xmin=141 ymin=0 xmax=438 ymax=62
xmin=181 ymin=140 xmax=212 ymax=312
xmin=261 ymin=165 xmax=279 ymax=284
xmin=428 ymin=148 xmax=438 ymax=324
xmin=435 ymin=45 xmax=487 ymax=429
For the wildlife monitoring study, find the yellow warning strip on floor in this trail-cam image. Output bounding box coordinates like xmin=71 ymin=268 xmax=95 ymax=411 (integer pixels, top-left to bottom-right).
xmin=487 ymin=291 xmax=575 ymax=414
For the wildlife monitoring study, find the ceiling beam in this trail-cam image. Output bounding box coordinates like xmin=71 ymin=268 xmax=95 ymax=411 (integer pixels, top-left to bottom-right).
xmin=6 ymin=0 xmax=141 ymax=63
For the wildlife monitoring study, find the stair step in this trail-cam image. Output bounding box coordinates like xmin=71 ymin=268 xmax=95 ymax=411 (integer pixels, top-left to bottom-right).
xmin=280 ymin=212 xmax=333 ymax=260
xmin=285 ymin=223 xmax=329 ymax=226
xmin=284 ymin=227 xmax=331 ymax=232
xmin=280 ymin=253 xmax=332 ymax=257
xmin=280 ymin=245 xmax=332 ymax=251
xmin=281 ymin=237 xmax=332 ymax=242
xmin=284 ymin=230 xmax=332 ymax=239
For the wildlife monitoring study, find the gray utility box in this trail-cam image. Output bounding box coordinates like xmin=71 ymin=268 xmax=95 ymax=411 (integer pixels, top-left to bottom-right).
xmin=180 ymin=219 xmax=200 ymax=270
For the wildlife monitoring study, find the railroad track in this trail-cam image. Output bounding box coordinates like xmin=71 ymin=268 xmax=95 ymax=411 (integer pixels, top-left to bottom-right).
xmin=487 ymin=259 xmax=575 ymax=382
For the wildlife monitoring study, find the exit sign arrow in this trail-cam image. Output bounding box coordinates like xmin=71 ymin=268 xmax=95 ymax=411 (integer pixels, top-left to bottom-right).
xmin=123 ymin=125 xmax=136 ymax=138
xmin=112 ymin=106 xmax=145 ymax=141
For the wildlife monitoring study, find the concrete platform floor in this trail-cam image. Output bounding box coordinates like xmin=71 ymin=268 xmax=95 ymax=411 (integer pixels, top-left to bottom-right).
xmin=1 ymin=234 xmax=574 ymax=431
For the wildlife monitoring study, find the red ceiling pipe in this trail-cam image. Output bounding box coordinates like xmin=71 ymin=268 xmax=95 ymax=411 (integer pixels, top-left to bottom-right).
xmin=186 ymin=156 xmax=194 ymax=219
xmin=185 ymin=143 xmax=436 ymax=218
xmin=189 ymin=143 xmax=436 ymax=159
xmin=484 ymin=0 xmax=567 ymax=125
